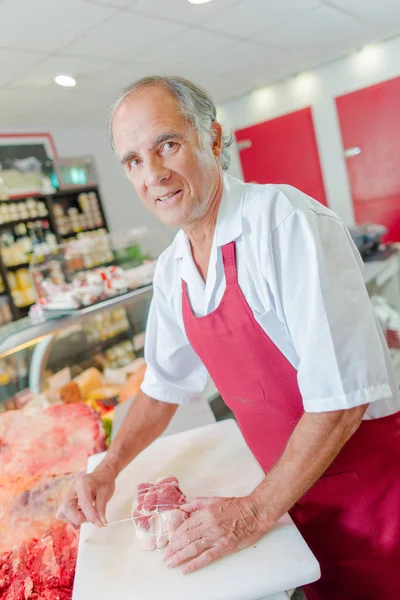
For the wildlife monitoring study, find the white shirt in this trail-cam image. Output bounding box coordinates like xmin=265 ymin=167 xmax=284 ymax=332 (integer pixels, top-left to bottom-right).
xmin=141 ymin=174 xmax=400 ymax=419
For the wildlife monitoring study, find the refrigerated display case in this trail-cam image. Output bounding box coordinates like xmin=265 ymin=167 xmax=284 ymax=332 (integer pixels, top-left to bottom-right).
xmin=0 ymin=284 xmax=152 ymax=412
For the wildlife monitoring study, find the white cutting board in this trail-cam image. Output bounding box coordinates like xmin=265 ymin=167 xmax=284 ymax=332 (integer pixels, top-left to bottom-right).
xmin=72 ymin=420 xmax=320 ymax=600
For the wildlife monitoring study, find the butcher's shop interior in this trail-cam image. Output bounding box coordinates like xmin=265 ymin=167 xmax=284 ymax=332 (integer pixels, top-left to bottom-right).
xmin=2 ymin=1 xmax=400 ymax=599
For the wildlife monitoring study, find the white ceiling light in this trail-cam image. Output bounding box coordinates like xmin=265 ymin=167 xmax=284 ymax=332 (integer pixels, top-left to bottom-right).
xmin=353 ymin=44 xmax=383 ymax=71
xmin=292 ymin=72 xmax=319 ymax=99
xmin=250 ymin=87 xmax=276 ymax=116
xmin=54 ymin=75 xmax=76 ymax=87
xmin=188 ymin=0 xmax=214 ymax=4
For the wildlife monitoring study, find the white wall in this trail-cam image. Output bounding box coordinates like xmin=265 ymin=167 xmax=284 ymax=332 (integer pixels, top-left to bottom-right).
xmin=219 ymin=34 xmax=400 ymax=227
xmin=0 ymin=124 xmax=175 ymax=255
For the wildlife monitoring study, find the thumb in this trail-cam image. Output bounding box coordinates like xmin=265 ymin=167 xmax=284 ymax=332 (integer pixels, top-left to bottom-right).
xmin=181 ymin=496 xmax=221 ymax=513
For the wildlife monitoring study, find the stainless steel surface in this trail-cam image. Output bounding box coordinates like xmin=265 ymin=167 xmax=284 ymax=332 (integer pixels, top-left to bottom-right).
xmin=0 ymin=285 xmax=153 ymax=358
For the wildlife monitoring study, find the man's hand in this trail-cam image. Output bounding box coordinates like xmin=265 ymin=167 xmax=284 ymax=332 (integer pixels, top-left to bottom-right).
xmin=57 ymin=468 xmax=115 ymax=529
xmin=163 ymin=496 xmax=270 ymax=575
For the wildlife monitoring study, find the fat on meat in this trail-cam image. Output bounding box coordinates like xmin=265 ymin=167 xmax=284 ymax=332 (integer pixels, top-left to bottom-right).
xmin=133 ymin=476 xmax=188 ymax=550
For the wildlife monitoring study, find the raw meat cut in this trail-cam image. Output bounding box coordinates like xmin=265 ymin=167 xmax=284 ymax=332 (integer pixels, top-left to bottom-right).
xmin=133 ymin=476 xmax=188 ymax=550
xmin=0 ymin=520 xmax=78 ymax=600
xmin=0 ymin=403 xmax=106 ymax=599
xmin=0 ymin=403 xmax=106 ymax=479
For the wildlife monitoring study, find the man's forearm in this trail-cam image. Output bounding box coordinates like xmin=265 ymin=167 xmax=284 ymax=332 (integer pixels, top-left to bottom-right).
xmin=98 ymin=391 xmax=178 ymax=478
xmin=250 ymin=404 xmax=368 ymax=528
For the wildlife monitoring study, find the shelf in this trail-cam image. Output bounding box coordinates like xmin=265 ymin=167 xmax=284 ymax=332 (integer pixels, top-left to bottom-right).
xmin=15 ymin=302 xmax=35 ymax=311
xmin=66 ymin=259 xmax=116 ymax=274
xmin=52 ymin=186 xmax=98 ymax=199
xmin=5 ymin=262 xmax=31 ymax=271
xmin=0 ymin=216 xmax=49 ymax=229
xmin=60 ymin=225 xmax=106 ymax=238
xmin=0 ymin=284 xmax=153 ymax=358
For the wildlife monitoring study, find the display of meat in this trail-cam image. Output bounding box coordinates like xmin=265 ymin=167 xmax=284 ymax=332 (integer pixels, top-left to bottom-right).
xmin=0 ymin=403 xmax=106 ymax=599
xmin=133 ymin=476 xmax=188 ymax=550
xmin=0 ymin=402 xmax=106 ymax=479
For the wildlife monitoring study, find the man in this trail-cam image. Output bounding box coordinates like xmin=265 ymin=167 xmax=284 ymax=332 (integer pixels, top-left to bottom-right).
xmin=58 ymin=76 xmax=400 ymax=599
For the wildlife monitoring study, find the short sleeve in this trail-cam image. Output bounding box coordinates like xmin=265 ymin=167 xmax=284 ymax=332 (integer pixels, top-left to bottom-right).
xmin=141 ymin=277 xmax=208 ymax=404
xmin=266 ymin=208 xmax=393 ymax=413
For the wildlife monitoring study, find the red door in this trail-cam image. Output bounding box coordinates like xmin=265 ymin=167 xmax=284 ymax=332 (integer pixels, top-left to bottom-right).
xmin=235 ymin=107 xmax=327 ymax=206
xmin=336 ymin=76 xmax=400 ymax=242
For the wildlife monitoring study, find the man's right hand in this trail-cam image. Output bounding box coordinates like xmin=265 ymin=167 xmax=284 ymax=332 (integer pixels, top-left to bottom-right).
xmin=57 ymin=467 xmax=116 ymax=528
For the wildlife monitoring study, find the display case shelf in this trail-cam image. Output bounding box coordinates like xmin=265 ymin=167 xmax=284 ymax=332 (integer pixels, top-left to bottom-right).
xmin=0 ymin=217 xmax=49 ymax=229
xmin=5 ymin=262 xmax=31 ymax=271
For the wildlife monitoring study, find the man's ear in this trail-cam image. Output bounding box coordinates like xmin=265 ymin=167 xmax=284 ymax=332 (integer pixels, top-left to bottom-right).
xmin=211 ymin=121 xmax=223 ymax=158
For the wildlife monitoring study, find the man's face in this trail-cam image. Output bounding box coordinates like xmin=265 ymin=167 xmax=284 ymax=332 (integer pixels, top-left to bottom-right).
xmin=112 ymin=85 xmax=221 ymax=228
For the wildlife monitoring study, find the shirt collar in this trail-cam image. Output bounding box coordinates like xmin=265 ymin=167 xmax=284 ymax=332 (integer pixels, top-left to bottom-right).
xmin=172 ymin=174 xmax=244 ymax=260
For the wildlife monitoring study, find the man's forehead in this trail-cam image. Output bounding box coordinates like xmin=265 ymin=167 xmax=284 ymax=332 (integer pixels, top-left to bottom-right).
xmin=112 ymin=88 xmax=195 ymax=153
xmin=116 ymin=85 xmax=181 ymax=122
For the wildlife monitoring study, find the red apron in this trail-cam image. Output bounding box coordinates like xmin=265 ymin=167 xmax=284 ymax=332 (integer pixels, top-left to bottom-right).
xmin=182 ymin=241 xmax=400 ymax=600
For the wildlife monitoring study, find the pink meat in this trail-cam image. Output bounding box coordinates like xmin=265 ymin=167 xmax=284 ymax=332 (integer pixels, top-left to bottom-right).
xmin=133 ymin=476 xmax=188 ymax=550
xmin=0 ymin=403 xmax=106 ymax=599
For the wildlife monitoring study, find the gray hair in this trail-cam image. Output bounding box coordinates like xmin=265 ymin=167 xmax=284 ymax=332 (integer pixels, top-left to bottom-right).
xmin=108 ymin=75 xmax=232 ymax=171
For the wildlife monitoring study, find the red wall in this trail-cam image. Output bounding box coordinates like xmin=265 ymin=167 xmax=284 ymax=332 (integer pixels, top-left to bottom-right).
xmin=336 ymin=76 xmax=400 ymax=242
xmin=235 ymin=107 xmax=327 ymax=206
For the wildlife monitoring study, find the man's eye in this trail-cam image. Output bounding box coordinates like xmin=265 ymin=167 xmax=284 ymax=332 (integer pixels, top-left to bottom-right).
xmin=162 ymin=141 xmax=178 ymax=153
xmin=129 ymin=158 xmax=141 ymax=168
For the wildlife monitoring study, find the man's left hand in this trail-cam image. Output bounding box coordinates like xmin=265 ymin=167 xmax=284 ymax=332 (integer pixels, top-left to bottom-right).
xmin=163 ymin=495 xmax=270 ymax=575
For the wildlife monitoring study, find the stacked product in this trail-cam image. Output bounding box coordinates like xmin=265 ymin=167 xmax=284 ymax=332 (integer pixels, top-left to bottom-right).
xmin=53 ymin=191 xmax=104 ymax=237
xmin=0 ymin=197 xmax=48 ymax=224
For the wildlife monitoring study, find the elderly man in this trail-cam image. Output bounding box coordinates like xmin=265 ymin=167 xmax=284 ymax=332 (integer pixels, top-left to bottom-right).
xmin=58 ymin=76 xmax=400 ymax=599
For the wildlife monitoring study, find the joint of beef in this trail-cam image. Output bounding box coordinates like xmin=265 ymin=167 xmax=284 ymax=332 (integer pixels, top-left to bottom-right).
xmin=133 ymin=476 xmax=188 ymax=550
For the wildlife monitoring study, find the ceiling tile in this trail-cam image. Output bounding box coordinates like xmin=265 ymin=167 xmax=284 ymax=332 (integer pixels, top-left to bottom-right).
xmin=62 ymin=11 xmax=185 ymax=61
xmin=202 ymin=0 xmax=319 ymax=38
xmin=0 ymin=0 xmax=116 ymax=53
xmin=324 ymin=0 xmax=400 ymax=28
xmin=0 ymin=49 xmax=47 ymax=88
xmin=80 ymin=0 xmax=132 ymax=6
xmin=0 ymin=88 xmax=64 ymax=126
xmin=138 ymin=29 xmax=236 ymax=64
xmin=256 ymin=5 xmax=372 ymax=49
xmin=128 ymin=0 xmax=244 ymax=26
xmin=201 ymin=41 xmax=290 ymax=78
xmin=8 ymin=56 xmax=117 ymax=90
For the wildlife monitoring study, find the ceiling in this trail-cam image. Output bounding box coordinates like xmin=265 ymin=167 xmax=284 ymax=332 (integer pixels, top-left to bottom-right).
xmin=1 ymin=0 xmax=400 ymax=128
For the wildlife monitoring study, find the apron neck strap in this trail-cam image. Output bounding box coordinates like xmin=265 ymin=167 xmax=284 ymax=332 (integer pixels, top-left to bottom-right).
xmin=221 ymin=241 xmax=238 ymax=285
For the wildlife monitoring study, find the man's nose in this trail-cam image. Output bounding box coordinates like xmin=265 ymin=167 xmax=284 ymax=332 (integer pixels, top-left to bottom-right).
xmin=145 ymin=157 xmax=171 ymax=187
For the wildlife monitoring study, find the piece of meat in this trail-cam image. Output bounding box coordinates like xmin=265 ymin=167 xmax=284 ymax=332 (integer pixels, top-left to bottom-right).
xmin=0 ymin=403 xmax=106 ymax=479
xmin=133 ymin=476 xmax=188 ymax=550
xmin=0 ymin=403 xmax=107 ymax=599
xmin=0 ymin=521 xmax=78 ymax=600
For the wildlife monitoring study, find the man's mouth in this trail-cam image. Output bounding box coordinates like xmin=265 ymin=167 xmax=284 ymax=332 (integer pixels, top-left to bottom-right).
xmin=157 ymin=190 xmax=182 ymax=203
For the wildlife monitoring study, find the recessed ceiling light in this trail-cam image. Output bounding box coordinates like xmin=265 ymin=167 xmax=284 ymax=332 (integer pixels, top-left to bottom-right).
xmin=188 ymin=0 xmax=214 ymax=4
xmin=54 ymin=75 xmax=76 ymax=87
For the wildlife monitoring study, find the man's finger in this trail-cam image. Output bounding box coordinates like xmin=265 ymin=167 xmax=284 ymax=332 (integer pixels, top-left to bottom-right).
xmin=164 ymin=539 xmax=205 ymax=568
xmin=95 ymin=486 xmax=111 ymax=526
xmin=57 ymin=502 xmax=86 ymax=527
xmin=164 ymin=528 xmax=200 ymax=559
xmin=181 ymin=496 xmax=221 ymax=513
xmin=182 ymin=546 xmax=222 ymax=575
xmin=76 ymin=478 xmax=102 ymax=528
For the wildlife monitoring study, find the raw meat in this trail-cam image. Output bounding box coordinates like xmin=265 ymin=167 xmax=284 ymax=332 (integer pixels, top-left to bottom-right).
xmin=0 ymin=403 xmax=106 ymax=599
xmin=0 ymin=520 xmax=78 ymax=600
xmin=0 ymin=403 xmax=106 ymax=479
xmin=133 ymin=476 xmax=188 ymax=550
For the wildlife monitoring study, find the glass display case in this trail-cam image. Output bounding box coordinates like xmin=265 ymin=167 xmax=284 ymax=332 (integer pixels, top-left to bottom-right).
xmin=29 ymin=226 xmax=156 ymax=315
xmin=0 ymin=284 xmax=152 ymax=414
